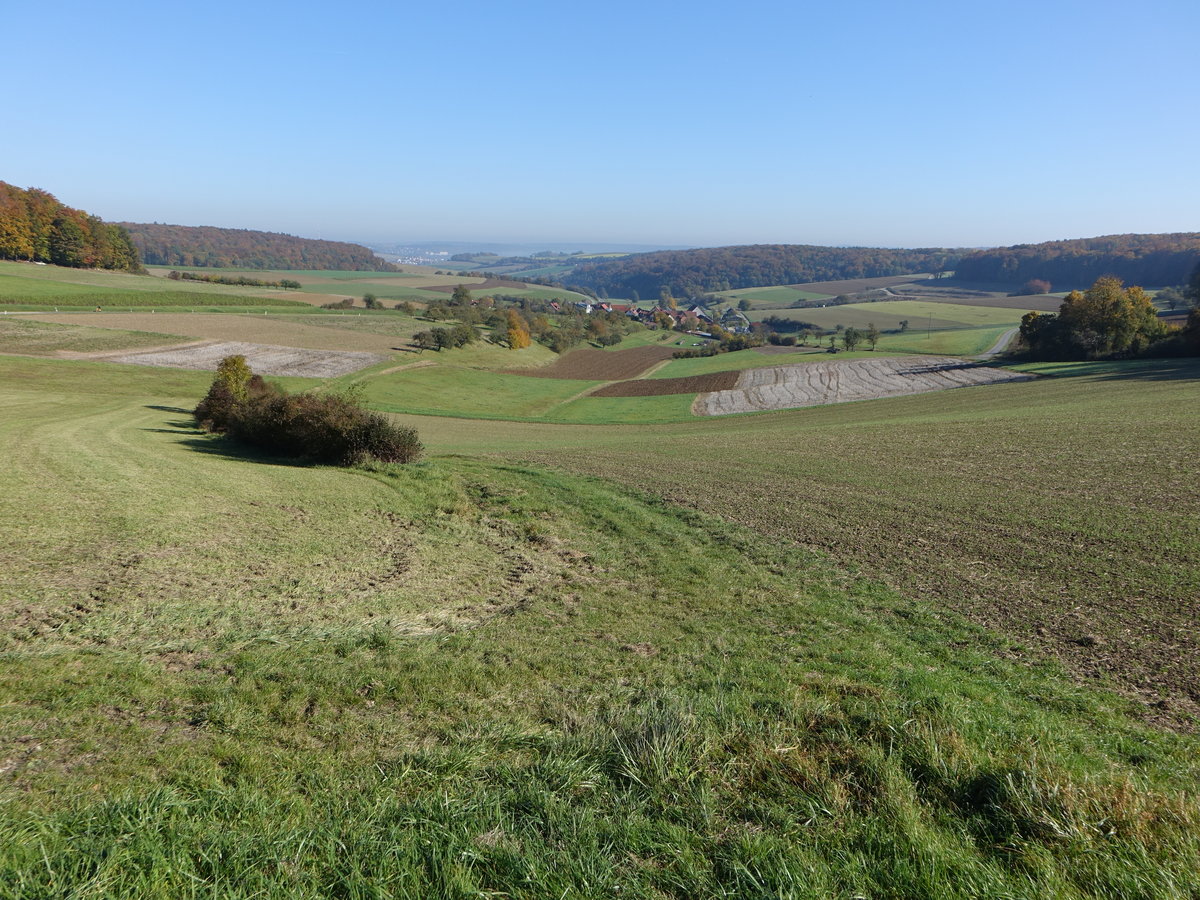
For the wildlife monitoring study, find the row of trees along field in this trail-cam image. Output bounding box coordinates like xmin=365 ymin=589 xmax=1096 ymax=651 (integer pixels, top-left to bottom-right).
xmin=954 ymin=233 xmax=1200 ymax=288
xmin=565 ymin=244 xmax=965 ymax=298
xmin=120 ymin=222 xmax=398 ymax=271
xmin=0 ymin=182 xmax=141 ymax=271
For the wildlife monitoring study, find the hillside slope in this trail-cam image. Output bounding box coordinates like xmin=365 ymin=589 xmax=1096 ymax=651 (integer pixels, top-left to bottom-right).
xmin=567 ymin=244 xmax=965 ymax=298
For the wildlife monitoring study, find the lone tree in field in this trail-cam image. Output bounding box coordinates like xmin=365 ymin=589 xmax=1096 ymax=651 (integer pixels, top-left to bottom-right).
xmin=866 ymin=322 xmax=880 ymax=350
xmin=842 ymin=326 xmax=862 ymax=351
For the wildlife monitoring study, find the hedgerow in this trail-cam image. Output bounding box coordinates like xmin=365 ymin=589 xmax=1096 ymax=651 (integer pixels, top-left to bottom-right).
xmin=194 ymin=356 xmax=422 ymax=466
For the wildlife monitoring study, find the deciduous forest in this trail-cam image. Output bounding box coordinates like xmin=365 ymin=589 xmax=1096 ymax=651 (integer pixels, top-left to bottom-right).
xmin=566 ymin=244 xmax=964 ymax=298
xmin=121 ymin=223 xmax=397 ymax=271
xmin=0 ymin=182 xmax=141 ymax=271
xmin=954 ymin=233 xmax=1200 ymax=288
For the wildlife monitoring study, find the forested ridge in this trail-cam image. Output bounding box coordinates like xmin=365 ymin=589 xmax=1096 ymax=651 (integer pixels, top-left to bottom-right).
xmin=566 ymin=244 xmax=965 ymax=298
xmin=0 ymin=182 xmax=141 ymax=271
xmin=954 ymin=233 xmax=1200 ymax=288
xmin=121 ymin=223 xmax=397 ymax=271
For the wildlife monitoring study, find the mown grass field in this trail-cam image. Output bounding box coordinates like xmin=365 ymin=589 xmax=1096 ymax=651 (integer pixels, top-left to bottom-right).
xmin=0 ymin=263 xmax=308 ymax=310
xmin=754 ymin=299 xmax=1022 ymax=332
xmin=1 ymin=354 xmax=1198 ymax=897
xmin=713 ymin=285 xmax=833 ymax=306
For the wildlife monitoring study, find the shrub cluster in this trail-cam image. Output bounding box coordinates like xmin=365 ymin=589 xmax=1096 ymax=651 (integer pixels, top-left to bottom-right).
xmin=194 ymin=357 xmax=421 ymax=466
xmin=1018 ymin=277 xmax=1169 ymax=360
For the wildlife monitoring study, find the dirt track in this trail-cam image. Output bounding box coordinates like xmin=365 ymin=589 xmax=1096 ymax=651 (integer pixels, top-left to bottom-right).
xmin=695 ymin=356 xmax=1032 ymax=415
xmin=102 ymin=341 xmax=385 ymax=378
xmin=507 ymin=345 xmax=676 ymax=381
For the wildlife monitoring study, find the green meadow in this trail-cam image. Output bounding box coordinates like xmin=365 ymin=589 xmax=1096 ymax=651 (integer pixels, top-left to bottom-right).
xmin=1 ymin=352 xmax=1198 ymax=898
xmin=715 ymin=285 xmax=834 ymax=306
xmin=1 ymin=261 xmax=1198 ymax=897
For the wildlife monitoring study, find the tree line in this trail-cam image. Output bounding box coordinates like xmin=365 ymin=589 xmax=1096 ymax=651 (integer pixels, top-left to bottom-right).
xmin=0 ymin=182 xmax=141 ymax=271
xmin=168 ymin=271 xmax=301 ymax=289
xmin=121 ymin=223 xmax=397 ymax=271
xmin=565 ymin=244 xmax=965 ymax=299
xmin=1018 ymin=273 xmax=1200 ymax=360
xmin=955 ymin=233 xmax=1200 ymax=288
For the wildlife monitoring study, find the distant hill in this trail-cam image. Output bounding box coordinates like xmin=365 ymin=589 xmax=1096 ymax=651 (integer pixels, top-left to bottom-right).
xmin=565 ymin=244 xmax=965 ymax=299
xmin=953 ymin=233 xmax=1200 ymax=289
xmin=0 ymin=182 xmax=141 ymax=272
xmin=122 ymin=223 xmax=396 ymax=271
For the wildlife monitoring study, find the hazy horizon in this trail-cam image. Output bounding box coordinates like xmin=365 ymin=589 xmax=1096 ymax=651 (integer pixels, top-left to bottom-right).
xmin=7 ymin=0 xmax=1198 ymax=249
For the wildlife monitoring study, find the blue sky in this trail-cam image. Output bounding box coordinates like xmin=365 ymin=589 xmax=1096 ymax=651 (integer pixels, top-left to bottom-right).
xmin=6 ymin=0 xmax=1197 ymax=248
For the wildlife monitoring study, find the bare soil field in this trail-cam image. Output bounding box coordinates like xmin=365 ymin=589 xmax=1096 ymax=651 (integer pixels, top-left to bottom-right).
xmin=695 ymin=356 xmax=1032 ymax=415
xmin=422 ymin=278 xmax=532 ymax=294
xmin=101 ymin=340 xmax=385 ymax=377
xmin=507 ymin=345 xmax=676 ymax=380
xmin=590 ymin=370 xmax=739 ymax=397
xmin=30 ymin=312 xmax=414 ymax=354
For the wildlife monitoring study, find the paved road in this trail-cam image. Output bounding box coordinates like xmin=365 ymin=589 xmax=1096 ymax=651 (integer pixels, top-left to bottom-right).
xmin=977 ymin=327 xmax=1018 ymax=358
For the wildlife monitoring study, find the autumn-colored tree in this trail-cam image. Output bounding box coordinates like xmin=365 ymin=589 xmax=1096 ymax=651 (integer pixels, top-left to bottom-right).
xmin=1020 ymin=276 xmax=1167 ymax=359
xmin=0 ymin=182 xmax=141 ymax=271
xmin=216 ymin=355 xmax=253 ymax=402
xmin=505 ymin=309 xmax=531 ymax=349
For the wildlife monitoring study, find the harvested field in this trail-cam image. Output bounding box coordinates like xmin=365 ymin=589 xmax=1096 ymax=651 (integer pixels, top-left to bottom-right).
xmin=591 ymin=370 xmax=739 ymax=397
xmin=508 ymin=344 xmax=675 ymax=380
xmin=695 ymin=355 xmax=1032 ymax=415
xmin=30 ymin=312 xmax=418 ymax=354
xmin=103 ymin=340 xmax=385 ymax=378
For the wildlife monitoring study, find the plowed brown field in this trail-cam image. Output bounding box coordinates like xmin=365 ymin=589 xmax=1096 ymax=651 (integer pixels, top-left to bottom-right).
xmin=591 ymin=370 xmax=739 ymax=397
xmin=508 ymin=345 xmax=675 ymax=380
